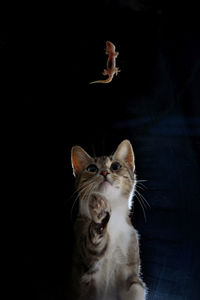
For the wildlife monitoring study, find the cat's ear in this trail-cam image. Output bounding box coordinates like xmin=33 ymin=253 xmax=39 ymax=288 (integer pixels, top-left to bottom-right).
xmin=113 ymin=140 xmax=135 ymax=170
xmin=71 ymin=146 xmax=92 ymax=177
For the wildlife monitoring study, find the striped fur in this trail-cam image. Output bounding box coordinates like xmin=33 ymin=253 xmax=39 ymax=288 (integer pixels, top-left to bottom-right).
xmin=70 ymin=140 xmax=146 ymax=300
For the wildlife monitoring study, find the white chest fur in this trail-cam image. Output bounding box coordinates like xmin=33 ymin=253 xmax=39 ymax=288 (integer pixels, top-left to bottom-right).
xmin=107 ymin=204 xmax=132 ymax=254
xmin=101 ymin=184 xmax=133 ymax=256
xmin=93 ymin=187 xmax=133 ymax=298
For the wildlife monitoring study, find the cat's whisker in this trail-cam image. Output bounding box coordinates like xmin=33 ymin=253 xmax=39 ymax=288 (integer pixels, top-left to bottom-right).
xmin=70 ymin=188 xmax=87 ymax=218
xmin=74 ymin=183 xmax=95 ymax=217
xmin=69 ymin=181 xmax=91 ymax=200
xmin=134 ymin=187 xmax=151 ymax=223
xmin=134 ymin=192 xmax=147 ymax=222
xmin=136 ymin=181 xmax=148 ymax=189
xmin=136 ymin=179 xmax=148 ymax=182
xmin=70 ymin=180 xmax=95 ymax=218
xmin=135 ymin=195 xmax=149 ymax=217
xmin=87 ymin=184 xmax=96 ymax=206
xmin=70 ymin=195 xmax=79 ymax=219
xmin=77 ymin=177 xmax=97 ymax=194
xmin=80 ymin=181 xmax=97 ymax=206
xmin=69 ymin=187 xmax=81 ymax=201
xmin=79 ymin=182 xmax=94 ymax=201
xmin=135 ymin=188 xmax=151 ymax=209
xmin=135 ymin=184 xmax=146 ymax=191
xmin=135 ymin=190 xmax=148 ymax=211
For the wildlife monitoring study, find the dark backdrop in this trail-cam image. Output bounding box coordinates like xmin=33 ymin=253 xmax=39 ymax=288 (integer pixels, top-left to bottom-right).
xmin=5 ymin=1 xmax=200 ymax=299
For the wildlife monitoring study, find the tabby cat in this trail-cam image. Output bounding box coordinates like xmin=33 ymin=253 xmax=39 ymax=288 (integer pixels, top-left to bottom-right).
xmin=70 ymin=140 xmax=146 ymax=300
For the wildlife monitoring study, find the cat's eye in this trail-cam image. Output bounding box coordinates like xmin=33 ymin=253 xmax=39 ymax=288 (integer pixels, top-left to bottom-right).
xmin=111 ymin=162 xmax=121 ymax=171
xmin=87 ymin=164 xmax=98 ymax=173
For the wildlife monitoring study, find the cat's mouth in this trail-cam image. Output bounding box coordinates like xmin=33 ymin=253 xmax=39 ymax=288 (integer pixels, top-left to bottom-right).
xmin=98 ymin=178 xmax=112 ymax=191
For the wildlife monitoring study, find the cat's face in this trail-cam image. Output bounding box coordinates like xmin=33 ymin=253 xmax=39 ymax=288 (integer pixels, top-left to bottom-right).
xmin=71 ymin=140 xmax=136 ymax=216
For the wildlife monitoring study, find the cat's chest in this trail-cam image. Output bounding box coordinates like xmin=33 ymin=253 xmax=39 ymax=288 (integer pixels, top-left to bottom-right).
xmin=103 ymin=206 xmax=133 ymax=269
xmin=107 ymin=209 xmax=132 ymax=255
xmin=93 ymin=210 xmax=132 ymax=296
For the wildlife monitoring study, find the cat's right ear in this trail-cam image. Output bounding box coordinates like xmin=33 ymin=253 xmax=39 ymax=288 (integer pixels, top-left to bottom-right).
xmin=71 ymin=146 xmax=92 ymax=177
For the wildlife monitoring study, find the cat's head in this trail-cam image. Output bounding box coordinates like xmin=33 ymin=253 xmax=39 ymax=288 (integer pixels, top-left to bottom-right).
xmin=71 ymin=140 xmax=136 ymax=217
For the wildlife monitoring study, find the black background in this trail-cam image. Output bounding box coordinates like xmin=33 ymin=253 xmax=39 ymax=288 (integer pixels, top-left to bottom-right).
xmin=4 ymin=1 xmax=200 ymax=299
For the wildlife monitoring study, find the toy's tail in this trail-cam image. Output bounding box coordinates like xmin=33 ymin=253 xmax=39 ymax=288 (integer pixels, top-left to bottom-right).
xmin=89 ymin=75 xmax=113 ymax=84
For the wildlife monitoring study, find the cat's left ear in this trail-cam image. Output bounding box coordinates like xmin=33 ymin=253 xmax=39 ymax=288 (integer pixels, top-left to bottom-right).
xmin=113 ymin=140 xmax=135 ymax=170
xmin=71 ymin=146 xmax=92 ymax=177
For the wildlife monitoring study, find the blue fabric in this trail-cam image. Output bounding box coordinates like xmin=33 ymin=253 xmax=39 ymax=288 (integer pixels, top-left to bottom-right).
xmin=131 ymin=131 xmax=200 ymax=299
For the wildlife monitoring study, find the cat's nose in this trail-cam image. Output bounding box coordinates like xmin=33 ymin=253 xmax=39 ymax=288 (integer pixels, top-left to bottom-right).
xmin=100 ymin=170 xmax=109 ymax=177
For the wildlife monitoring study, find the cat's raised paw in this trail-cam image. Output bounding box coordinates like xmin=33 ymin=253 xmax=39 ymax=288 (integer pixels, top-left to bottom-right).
xmin=89 ymin=193 xmax=110 ymax=225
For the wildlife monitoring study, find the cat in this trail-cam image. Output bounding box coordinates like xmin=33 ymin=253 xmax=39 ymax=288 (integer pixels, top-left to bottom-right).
xmin=70 ymin=139 xmax=146 ymax=300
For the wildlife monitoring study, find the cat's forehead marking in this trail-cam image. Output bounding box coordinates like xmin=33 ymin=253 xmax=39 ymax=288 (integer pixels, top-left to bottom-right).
xmin=95 ymin=156 xmax=111 ymax=167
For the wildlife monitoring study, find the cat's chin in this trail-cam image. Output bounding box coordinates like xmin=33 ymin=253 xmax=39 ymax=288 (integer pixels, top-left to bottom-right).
xmin=98 ymin=180 xmax=112 ymax=192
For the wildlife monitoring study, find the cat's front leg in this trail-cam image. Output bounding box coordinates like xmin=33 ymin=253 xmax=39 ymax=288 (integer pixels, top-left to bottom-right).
xmin=121 ymin=278 xmax=146 ymax=300
xmin=127 ymin=282 xmax=146 ymax=300
xmin=78 ymin=194 xmax=111 ymax=298
xmin=89 ymin=193 xmax=111 ymax=244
